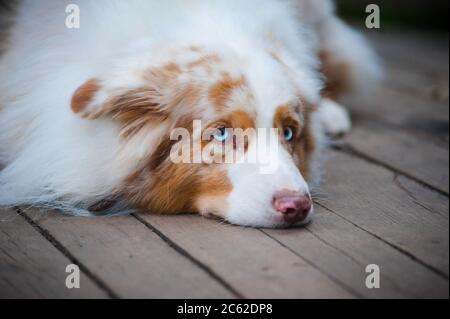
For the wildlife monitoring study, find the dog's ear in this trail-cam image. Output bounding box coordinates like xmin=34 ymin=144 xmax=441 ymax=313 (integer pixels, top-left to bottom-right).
xmin=70 ymin=63 xmax=186 ymax=121
xmin=70 ymin=77 xmax=170 ymax=121
xmin=71 ymin=78 xmax=113 ymax=119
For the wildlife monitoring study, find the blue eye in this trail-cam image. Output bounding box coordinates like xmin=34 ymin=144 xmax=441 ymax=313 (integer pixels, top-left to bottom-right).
xmin=283 ymin=127 xmax=294 ymax=141
xmin=213 ymin=127 xmax=229 ymax=142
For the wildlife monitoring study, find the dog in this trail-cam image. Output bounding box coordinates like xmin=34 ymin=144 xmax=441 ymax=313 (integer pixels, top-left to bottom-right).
xmin=0 ymin=0 xmax=381 ymax=228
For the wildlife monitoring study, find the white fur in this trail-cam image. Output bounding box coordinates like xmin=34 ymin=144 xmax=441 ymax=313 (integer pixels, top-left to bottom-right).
xmin=319 ymin=98 xmax=352 ymax=136
xmin=226 ymin=136 xmax=314 ymax=228
xmin=0 ymin=0 xmax=380 ymax=227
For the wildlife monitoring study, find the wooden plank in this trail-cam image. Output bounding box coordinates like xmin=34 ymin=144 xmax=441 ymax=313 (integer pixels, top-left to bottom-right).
xmin=137 ymin=213 xmax=355 ymax=299
xmin=21 ymin=210 xmax=234 ymax=299
xmin=394 ymin=175 xmax=449 ymax=217
xmin=383 ymin=61 xmax=448 ymax=104
xmin=317 ymin=150 xmax=449 ymax=277
xmin=0 ymin=209 xmax=108 ymax=299
xmin=265 ymin=205 xmax=448 ymax=298
xmin=338 ymin=32 xmax=449 ymax=194
xmin=344 ymin=121 xmax=449 ymax=194
xmin=341 ymin=87 xmax=449 ymax=194
xmin=369 ymin=32 xmax=448 ymax=104
xmin=369 ymin=31 xmax=449 ymax=79
xmin=344 ymin=88 xmax=449 ymax=143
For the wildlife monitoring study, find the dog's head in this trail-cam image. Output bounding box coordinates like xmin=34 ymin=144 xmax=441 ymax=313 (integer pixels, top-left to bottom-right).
xmin=70 ymin=44 xmax=323 ymax=228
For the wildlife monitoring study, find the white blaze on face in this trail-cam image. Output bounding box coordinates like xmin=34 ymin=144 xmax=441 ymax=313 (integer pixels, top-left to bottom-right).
xmin=224 ymin=131 xmax=313 ymax=228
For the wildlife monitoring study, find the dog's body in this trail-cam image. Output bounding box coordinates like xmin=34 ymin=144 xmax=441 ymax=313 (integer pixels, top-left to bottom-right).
xmin=0 ymin=0 xmax=381 ymax=227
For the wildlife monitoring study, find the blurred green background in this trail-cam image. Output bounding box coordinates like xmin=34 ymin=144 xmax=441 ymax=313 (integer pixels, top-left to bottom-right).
xmin=337 ymin=0 xmax=449 ymax=32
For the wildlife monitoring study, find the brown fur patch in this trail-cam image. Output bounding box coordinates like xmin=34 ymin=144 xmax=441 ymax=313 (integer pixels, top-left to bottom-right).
xmin=181 ymin=84 xmax=201 ymax=106
xmin=125 ymin=161 xmax=199 ymax=214
xmin=221 ymin=110 xmax=255 ymax=130
xmin=319 ymin=50 xmax=351 ymax=98
xmin=274 ymin=102 xmax=315 ymax=180
xmin=114 ymin=82 xmax=200 ymax=137
xmin=293 ymin=112 xmax=315 ymax=181
xmin=163 ymin=62 xmax=181 ymax=74
xmin=125 ymin=148 xmax=232 ymax=215
xmin=194 ymin=170 xmax=232 ymax=218
xmin=273 ymin=104 xmax=302 ymax=135
xmin=294 ymin=101 xmax=316 ymax=181
xmin=111 ymin=88 xmax=167 ymax=138
xmin=208 ymin=73 xmax=246 ymax=110
xmin=71 ymin=79 xmax=99 ymax=114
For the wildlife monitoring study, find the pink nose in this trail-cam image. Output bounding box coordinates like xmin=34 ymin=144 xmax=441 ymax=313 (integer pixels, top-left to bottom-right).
xmin=272 ymin=190 xmax=312 ymax=224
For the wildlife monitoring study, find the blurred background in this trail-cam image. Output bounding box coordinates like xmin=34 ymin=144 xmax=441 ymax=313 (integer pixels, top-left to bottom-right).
xmin=1 ymin=0 xmax=449 ymax=32
xmin=337 ymin=0 xmax=448 ymax=32
xmin=1 ymin=0 xmax=449 ymax=31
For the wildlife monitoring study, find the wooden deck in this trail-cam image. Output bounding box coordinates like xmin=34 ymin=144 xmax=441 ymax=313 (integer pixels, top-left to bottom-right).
xmin=1 ymin=30 xmax=448 ymax=299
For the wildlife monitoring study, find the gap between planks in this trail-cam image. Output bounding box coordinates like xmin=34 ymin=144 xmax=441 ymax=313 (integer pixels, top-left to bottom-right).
xmin=19 ymin=209 xmax=237 ymax=299
xmin=315 ymin=202 xmax=448 ymax=281
xmin=16 ymin=208 xmax=118 ymax=299
xmin=132 ymin=214 xmax=244 ymax=298
xmin=331 ymin=143 xmax=449 ymax=198
xmin=0 ymin=208 xmax=108 ymax=298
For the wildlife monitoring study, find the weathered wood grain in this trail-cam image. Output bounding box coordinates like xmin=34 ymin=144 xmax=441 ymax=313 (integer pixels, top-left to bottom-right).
xmin=369 ymin=31 xmax=449 ymax=79
xmin=344 ymin=87 xmax=449 ymax=145
xmin=137 ymin=213 xmax=355 ymax=299
xmin=317 ymin=150 xmax=449 ymax=278
xmin=341 ymin=84 xmax=449 ymax=194
xmin=336 ymin=32 xmax=449 ymax=194
xmin=265 ymin=204 xmax=448 ymax=299
xmin=0 ymin=209 xmax=108 ymax=299
xmin=383 ymin=61 xmax=448 ymax=104
xmin=20 ymin=210 xmax=234 ymax=299
xmin=344 ymin=121 xmax=449 ymax=194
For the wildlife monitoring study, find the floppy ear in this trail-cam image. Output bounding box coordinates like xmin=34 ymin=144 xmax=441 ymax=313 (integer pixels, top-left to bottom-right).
xmin=70 ymin=66 xmax=192 ymax=136
xmin=71 ymin=78 xmax=114 ymax=119
xmin=71 ymin=77 xmax=165 ymax=120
